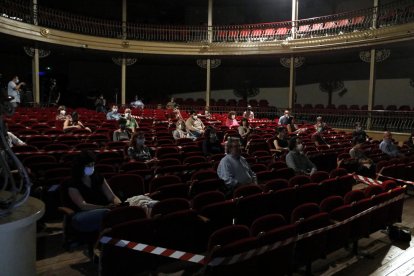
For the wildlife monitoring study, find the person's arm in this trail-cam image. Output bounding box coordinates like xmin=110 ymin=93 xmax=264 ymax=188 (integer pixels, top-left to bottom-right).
xmin=106 ymin=112 xmax=112 ymax=120
xmin=185 ymin=119 xmax=196 ymax=132
xmin=273 ymin=138 xmax=285 ymax=151
xmin=305 ymin=157 xmax=317 ymax=175
xmin=113 ymin=131 xmax=119 ymax=141
xmin=172 ymin=130 xmax=180 ymax=140
xmin=250 ymin=112 xmax=254 ymax=119
xmin=101 ymin=179 xmax=122 ymax=205
xmin=63 ymin=118 xmax=78 ymax=131
xmin=68 ymin=187 xmax=107 ymax=211
xmin=7 ymin=132 xmax=26 ymax=146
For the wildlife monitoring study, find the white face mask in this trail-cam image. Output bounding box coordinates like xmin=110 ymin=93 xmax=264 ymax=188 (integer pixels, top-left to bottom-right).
xmin=296 ymin=144 xmax=303 ymax=151
xmin=231 ymin=115 xmax=235 ymax=119
xmin=15 ymin=78 xmax=19 ymax=84
xmin=84 ymin=166 xmax=94 ymax=176
xmin=113 ymin=109 xmax=118 ymax=113
xmin=192 ymin=115 xmax=198 ymax=120
xmin=60 ymin=110 xmax=66 ymax=115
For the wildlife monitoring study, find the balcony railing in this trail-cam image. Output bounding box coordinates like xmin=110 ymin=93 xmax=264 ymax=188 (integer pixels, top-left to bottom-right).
xmin=293 ymin=108 xmax=414 ymax=133
xmin=1 ymin=0 xmax=413 ymax=43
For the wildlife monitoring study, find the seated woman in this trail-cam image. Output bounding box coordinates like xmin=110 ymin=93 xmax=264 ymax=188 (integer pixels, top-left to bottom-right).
xmin=63 ymin=111 xmax=92 ymax=133
xmin=172 ymin=120 xmax=188 ymax=140
xmin=123 ymin=108 xmax=138 ymax=133
xmin=273 ymin=126 xmax=289 ymax=152
xmin=56 ymin=105 xmax=71 ymax=121
xmin=225 ymin=111 xmax=239 ymax=129
xmin=202 ymin=127 xmax=223 ymax=156
xmin=68 ymin=150 xmax=121 ymax=233
xmin=127 ymin=132 xmax=152 ymax=162
xmin=113 ymin=118 xmax=131 ymax=141
xmin=348 ymin=138 xmax=376 ymax=177
xmin=238 ymin=118 xmax=251 ymax=146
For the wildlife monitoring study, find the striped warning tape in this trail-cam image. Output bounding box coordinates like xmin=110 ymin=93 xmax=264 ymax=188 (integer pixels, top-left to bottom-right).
xmin=377 ymin=173 xmax=414 ymax=186
xmin=100 ymin=193 xmax=405 ymax=267
xmin=351 ymin=173 xmax=382 ymax=185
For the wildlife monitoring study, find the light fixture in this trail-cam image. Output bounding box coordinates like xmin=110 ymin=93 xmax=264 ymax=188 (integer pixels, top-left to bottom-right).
xmin=280 ymin=56 xmax=305 ymax=68
xmin=112 ymin=57 xmax=137 ymax=66
xmin=196 ymin=59 xmax=221 ymax=69
xmin=359 ymin=49 xmax=391 ymax=63
xmin=23 ymin=46 xmax=51 ymax=58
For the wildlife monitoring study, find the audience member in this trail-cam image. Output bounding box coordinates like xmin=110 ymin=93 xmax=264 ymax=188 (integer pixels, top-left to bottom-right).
xmin=406 ymin=132 xmax=414 ymax=149
xmin=112 ymin=118 xmax=131 ymax=141
xmin=278 ymin=110 xmax=293 ymax=126
xmin=106 ymin=105 xmax=121 ymax=120
xmin=67 ymin=150 xmax=121 ymax=233
xmin=198 ymin=106 xmax=211 ymax=120
xmin=123 ymin=108 xmax=138 ymax=133
xmin=166 ymin=97 xmax=176 ymax=109
xmin=63 ymin=111 xmax=91 ymax=133
xmin=7 ymin=75 xmax=25 ymax=108
xmin=312 ymin=116 xmax=329 ymax=146
xmin=173 ymin=106 xmax=184 ymax=121
xmin=172 ymin=120 xmax=188 ymax=140
xmin=6 ymin=129 xmax=26 ymax=148
xmin=185 ymin=110 xmax=205 ymax=139
xmin=242 ymin=105 xmax=254 ymax=120
xmin=238 ymin=118 xmax=251 ymax=145
xmin=348 ymin=138 xmax=376 ymax=177
xmin=94 ymin=94 xmax=107 ymax=113
xmin=379 ymin=131 xmax=404 ymax=157
xmin=217 ymin=137 xmax=257 ymax=196
xmin=286 ymin=137 xmax=317 ymax=175
xmin=55 ymin=105 xmax=71 ymax=121
xmin=225 ymin=111 xmax=240 ymax=129
xmin=273 ymin=126 xmax=289 ymax=152
xmin=352 ymin=122 xmax=369 ymax=143
xmin=202 ymin=126 xmax=223 ymax=156
xmin=127 ymin=132 xmax=152 ymax=162
xmin=131 ymin=95 xmax=144 ymax=109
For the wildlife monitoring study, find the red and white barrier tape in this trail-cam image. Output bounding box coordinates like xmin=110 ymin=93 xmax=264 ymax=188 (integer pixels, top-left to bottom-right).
xmin=100 ymin=193 xmax=405 ymax=267
xmin=351 ymin=173 xmax=382 ymax=186
xmin=377 ymin=173 xmax=414 ymax=186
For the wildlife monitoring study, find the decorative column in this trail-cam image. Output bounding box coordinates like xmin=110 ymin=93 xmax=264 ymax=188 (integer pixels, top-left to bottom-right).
xmin=280 ymin=57 xmax=305 ymax=109
xmin=288 ymin=0 xmax=299 ymax=109
xmin=197 ymin=59 xmax=221 ymax=106
xmin=121 ymin=0 xmax=127 ymax=106
xmin=32 ymin=0 xmax=40 ymax=105
xmin=205 ymin=0 xmax=214 ymax=108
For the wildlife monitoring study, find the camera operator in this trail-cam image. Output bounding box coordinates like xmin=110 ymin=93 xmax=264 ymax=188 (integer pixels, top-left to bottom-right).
xmin=7 ymin=76 xmax=25 ymax=108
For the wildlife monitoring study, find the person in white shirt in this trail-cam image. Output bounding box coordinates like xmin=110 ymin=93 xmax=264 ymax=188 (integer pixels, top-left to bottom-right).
xmin=7 ymin=76 xmax=26 ymax=108
xmin=242 ymin=105 xmax=254 ymax=120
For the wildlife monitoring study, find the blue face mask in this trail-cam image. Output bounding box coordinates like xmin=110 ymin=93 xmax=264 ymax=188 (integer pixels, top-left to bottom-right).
xmin=84 ymin=166 xmax=94 ymax=176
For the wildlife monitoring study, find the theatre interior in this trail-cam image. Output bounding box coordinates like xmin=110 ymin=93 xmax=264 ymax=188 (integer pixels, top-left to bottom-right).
xmin=1 ymin=0 xmax=414 ymax=275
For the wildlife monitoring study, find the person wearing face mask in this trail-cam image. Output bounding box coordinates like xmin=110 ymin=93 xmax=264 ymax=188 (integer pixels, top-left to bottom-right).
xmin=113 ymin=118 xmax=131 ymax=141
xmin=286 ymin=137 xmax=317 ymax=175
xmin=67 ymin=150 xmax=121 ymax=233
xmin=352 ymin=122 xmax=369 ymax=143
xmin=217 ymin=137 xmax=257 ymax=197
xmin=243 ymin=105 xmax=255 ymax=120
xmin=185 ymin=110 xmax=205 ymax=139
xmin=55 ymin=105 xmax=71 ymax=121
xmin=225 ymin=111 xmax=240 ymax=129
xmin=379 ymin=131 xmax=404 ymax=158
xmin=172 ymin=120 xmax=188 ymax=140
xmin=127 ymin=132 xmax=152 ymax=161
xmin=106 ymin=105 xmax=121 ymax=120
xmin=94 ymin=94 xmax=107 ymax=113
xmin=202 ymin=126 xmax=223 ymax=156
xmin=7 ymin=75 xmax=26 ymax=108
xmin=123 ymin=108 xmax=138 ymax=133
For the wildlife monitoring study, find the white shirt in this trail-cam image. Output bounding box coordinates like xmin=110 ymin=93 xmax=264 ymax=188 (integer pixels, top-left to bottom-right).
xmin=7 ymin=81 xmax=20 ymax=103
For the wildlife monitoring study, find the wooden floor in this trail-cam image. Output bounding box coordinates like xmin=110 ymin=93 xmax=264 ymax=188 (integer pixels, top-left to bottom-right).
xmin=36 ymin=195 xmax=414 ymax=276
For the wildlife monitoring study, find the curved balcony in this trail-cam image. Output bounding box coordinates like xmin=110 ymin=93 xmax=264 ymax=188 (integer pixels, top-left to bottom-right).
xmin=1 ymin=0 xmax=414 ymax=55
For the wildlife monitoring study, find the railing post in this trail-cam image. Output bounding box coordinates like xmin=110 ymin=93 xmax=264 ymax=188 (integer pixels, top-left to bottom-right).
xmin=31 ymin=0 xmax=40 ymax=106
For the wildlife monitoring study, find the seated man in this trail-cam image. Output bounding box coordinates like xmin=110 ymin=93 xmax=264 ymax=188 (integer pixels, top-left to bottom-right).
xmin=278 ymin=110 xmax=293 ymax=126
xmin=185 ymin=110 xmax=205 ymax=139
xmin=130 ymin=95 xmax=144 ymax=109
xmin=106 ymin=105 xmax=121 ymax=120
xmin=379 ymin=131 xmax=404 ymax=158
xmin=217 ymin=137 xmax=257 ymax=196
xmin=352 ymin=122 xmax=369 ymax=142
xmin=166 ymin=97 xmax=176 ymax=109
xmin=286 ymin=137 xmax=317 ymax=175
